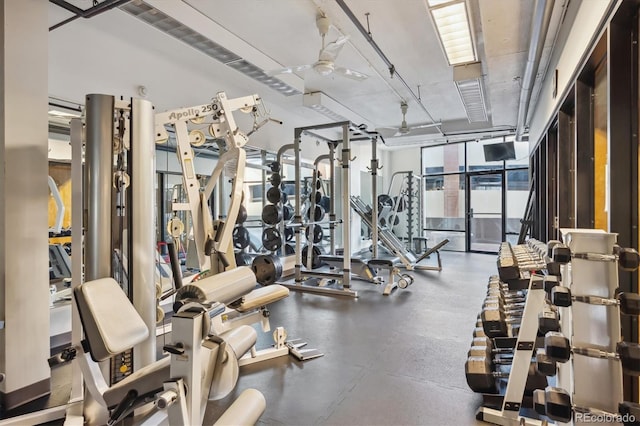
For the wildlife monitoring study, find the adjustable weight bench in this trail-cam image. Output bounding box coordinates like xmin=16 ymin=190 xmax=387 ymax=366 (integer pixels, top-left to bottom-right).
xmin=73 ymin=276 xmax=265 ymax=425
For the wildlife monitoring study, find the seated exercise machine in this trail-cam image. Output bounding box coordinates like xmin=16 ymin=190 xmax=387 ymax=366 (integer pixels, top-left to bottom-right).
xmin=155 ymin=92 xmax=315 ymax=362
xmin=73 ymin=268 xmax=267 ymax=425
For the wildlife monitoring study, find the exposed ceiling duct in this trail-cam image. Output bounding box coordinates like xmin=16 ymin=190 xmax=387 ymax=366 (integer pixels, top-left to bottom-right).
xmin=453 ymin=61 xmax=488 ymax=123
xmin=515 ymin=0 xmax=555 ymax=141
xmin=119 ymin=1 xmax=301 ymax=97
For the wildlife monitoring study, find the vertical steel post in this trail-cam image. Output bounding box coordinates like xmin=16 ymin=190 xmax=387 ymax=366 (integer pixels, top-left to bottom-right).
xmin=84 ymin=94 xmax=114 ymax=281
xmin=341 ymin=124 xmax=351 ymax=288
xmin=329 ymin=144 xmax=336 ymax=256
xmin=69 ymin=118 xmax=84 ymax=405
xmin=294 ymin=130 xmax=303 ymax=283
xmin=371 ymin=137 xmax=378 ymax=258
xmin=130 ymin=98 xmax=156 ymax=369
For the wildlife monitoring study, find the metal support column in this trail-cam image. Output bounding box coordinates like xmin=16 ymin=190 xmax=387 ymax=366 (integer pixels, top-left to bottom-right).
xmin=294 ymin=130 xmax=303 ymax=284
xmin=84 ymin=94 xmax=114 ymax=281
xmin=329 ymin=144 xmax=336 ymax=255
xmin=67 ymin=118 xmax=85 ymax=422
xmin=277 ymin=144 xmax=294 ymax=253
xmin=371 ymin=137 xmax=379 ymax=258
xmin=341 ymin=123 xmax=351 ymax=288
xmin=130 ymin=98 xmax=156 ymax=368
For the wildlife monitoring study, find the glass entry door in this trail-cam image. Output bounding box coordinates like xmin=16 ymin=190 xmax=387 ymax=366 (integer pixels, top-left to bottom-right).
xmin=467 ymin=172 xmax=504 ymax=253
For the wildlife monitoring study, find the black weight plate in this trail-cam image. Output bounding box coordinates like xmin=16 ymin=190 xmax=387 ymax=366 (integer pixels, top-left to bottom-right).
xmin=306 ymin=204 xmax=325 ymax=222
xmin=270 ymin=173 xmax=282 ymax=187
xmin=284 ymin=227 xmax=294 ymax=242
xmin=314 ymin=191 xmax=322 ymax=204
xmin=269 ymin=161 xmax=281 ymax=173
xmin=319 ymin=196 xmax=330 ymax=212
xmin=236 ymin=204 xmax=248 ymax=224
xmin=393 ymin=216 xmax=400 ymax=226
xmin=276 ymin=243 xmax=295 ymax=256
xmin=283 ymin=204 xmax=294 ymax=221
xmin=261 ymin=204 xmax=282 ymax=225
xmin=232 ymin=226 xmax=250 ymax=250
xmin=262 ymin=227 xmax=283 ymax=252
xmin=378 ymin=194 xmax=393 ymax=209
xmin=302 ymin=245 xmax=323 ymax=269
xmin=281 ymin=191 xmax=288 ymax=204
xmin=305 ymin=224 xmax=324 ymax=244
xmin=252 ymin=254 xmax=283 ymax=286
xmin=235 ymin=252 xmax=253 ymax=266
xmin=315 ymin=179 xmax=322 ymax=190
xmin=267 ymin=186 xmax=282 ymax=204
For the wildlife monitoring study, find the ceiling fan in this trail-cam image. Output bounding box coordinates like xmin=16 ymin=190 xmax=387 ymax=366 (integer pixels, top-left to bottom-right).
xmin=377 ymin=101 xmax=441 ymax=137
xmin=268 ymin=16 xmax=369 ymax=81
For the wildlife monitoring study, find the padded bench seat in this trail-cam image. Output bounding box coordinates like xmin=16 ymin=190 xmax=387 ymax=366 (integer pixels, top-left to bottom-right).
xmin=367 ymin=259 xmax=394 ymax=267
xmin=235 ymin=285 xmax=289 ymax=312
xmin=319 ymin=255 xmax=367 ymax=266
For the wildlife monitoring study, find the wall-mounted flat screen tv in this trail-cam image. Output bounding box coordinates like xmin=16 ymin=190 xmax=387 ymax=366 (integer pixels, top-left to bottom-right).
xmin=483 ymin=141 xmax=516 ymax=162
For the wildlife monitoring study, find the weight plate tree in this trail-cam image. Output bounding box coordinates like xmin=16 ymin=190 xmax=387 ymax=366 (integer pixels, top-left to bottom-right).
xmin=253 ymin=161 xmax=285 ymax=285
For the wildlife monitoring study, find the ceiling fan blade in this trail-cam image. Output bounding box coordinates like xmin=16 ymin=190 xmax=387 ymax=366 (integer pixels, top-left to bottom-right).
xmin=266 ymin=64 xmax=312 ymax=76
xmin=333 ymin=66 xmax=369 ymax=81
xmin=319 ymin=35 xmax=349 ymax=61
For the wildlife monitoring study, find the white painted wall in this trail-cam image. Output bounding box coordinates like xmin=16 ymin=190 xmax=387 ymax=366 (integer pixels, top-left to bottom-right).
xmin=527 ymin=0 xmax=619 ymax=147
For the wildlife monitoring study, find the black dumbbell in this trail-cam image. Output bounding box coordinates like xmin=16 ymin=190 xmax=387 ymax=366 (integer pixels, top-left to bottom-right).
xmin=477 ymin=302 xmax=559 ymax=339
xmin=465 ymin=356 xmax=547 ymax=394
xmin=550 ymin=286 xmax=640 ymax=315
xmin=545 ymin=331 xmax=640 ymax=376
xmin=553 ymin=244 xmax=640 ymax=271
xmin=534 ymin=387 xmax=640 ymax=425
xmin=533 ymin=348 xmax=557 ymax=377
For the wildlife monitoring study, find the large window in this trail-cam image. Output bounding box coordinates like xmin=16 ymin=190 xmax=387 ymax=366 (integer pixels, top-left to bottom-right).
xmin=421 ymin=137 xmax=530 ymax=252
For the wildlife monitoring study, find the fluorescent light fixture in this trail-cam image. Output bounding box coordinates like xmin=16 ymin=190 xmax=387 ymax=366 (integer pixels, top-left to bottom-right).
xmin=453 ymin=62 xmax=487 ymax=123
xmin=426 ymin=0 xmax=476 ymax=66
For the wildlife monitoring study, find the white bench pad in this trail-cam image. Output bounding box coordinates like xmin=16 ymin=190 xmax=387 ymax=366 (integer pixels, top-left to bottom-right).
xmin=236 ymin=285 xmax=289 ymax=312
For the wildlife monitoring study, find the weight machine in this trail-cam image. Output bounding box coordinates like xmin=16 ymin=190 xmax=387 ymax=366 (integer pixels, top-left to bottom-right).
xmin=155 ymin=92 xmax=265 ymax=275
xmin=156 ymin=93 xmax=315 ymax=364
xmin=45 ymin=93 xmax=288 ymax=426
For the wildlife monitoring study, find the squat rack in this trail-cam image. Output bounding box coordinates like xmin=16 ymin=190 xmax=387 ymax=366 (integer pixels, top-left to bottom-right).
xmin=284 ymin=121 xmax=382 ymax=297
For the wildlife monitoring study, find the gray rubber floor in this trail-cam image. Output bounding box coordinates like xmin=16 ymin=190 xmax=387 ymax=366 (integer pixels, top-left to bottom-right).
xmin=204 ymin=251 xmax=493 ymax=426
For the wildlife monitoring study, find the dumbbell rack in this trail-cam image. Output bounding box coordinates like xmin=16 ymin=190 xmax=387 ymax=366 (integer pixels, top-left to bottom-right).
xmin=476 ymin=274 xmax=550 ymax=426
xmin=557 ymin=229 xmax=623 ymax=425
